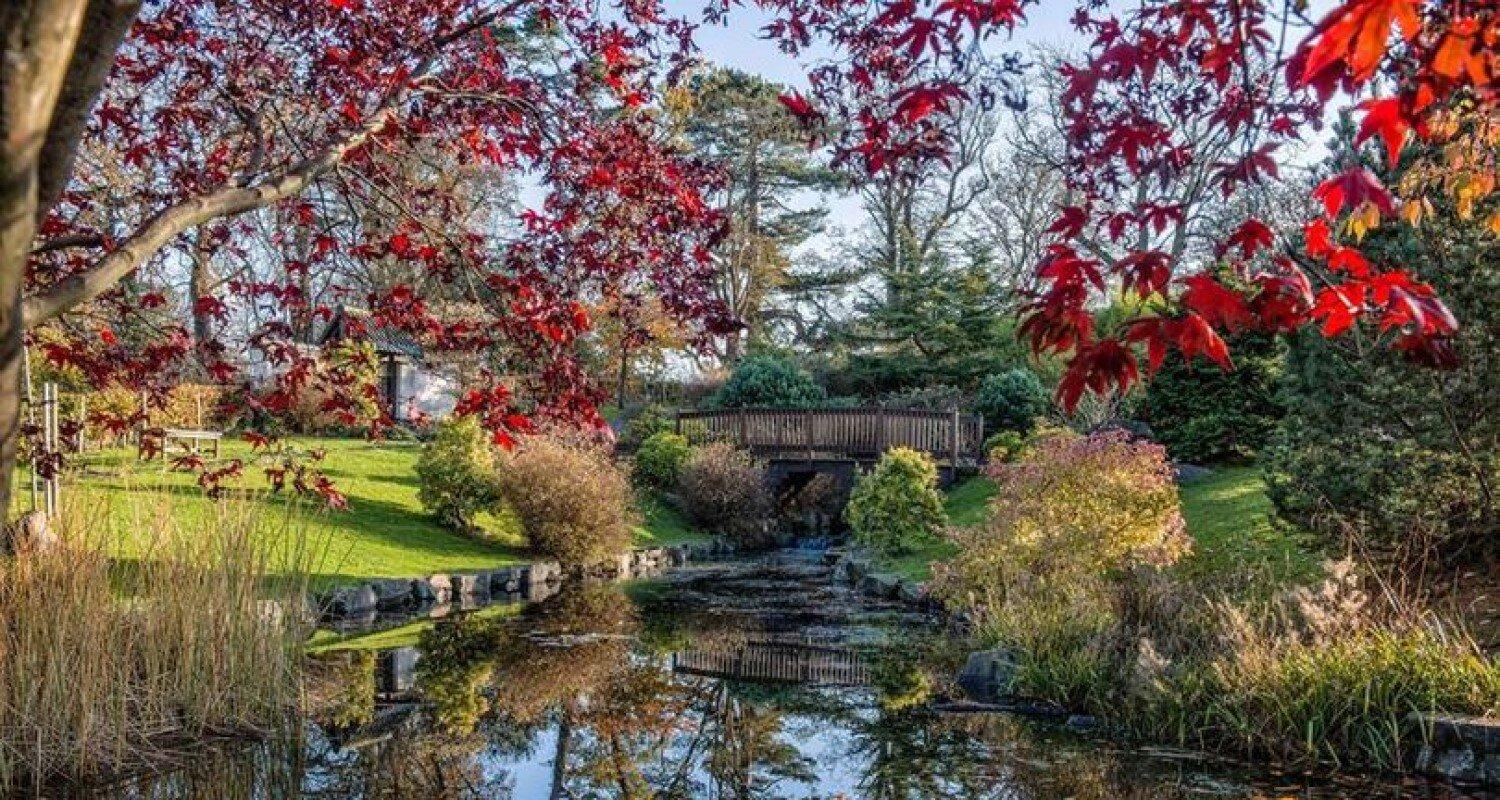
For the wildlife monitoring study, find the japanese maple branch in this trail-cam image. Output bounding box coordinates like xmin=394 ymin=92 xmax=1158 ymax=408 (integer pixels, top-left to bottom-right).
xmin=24 ymin=5 xmax=521 ymax=328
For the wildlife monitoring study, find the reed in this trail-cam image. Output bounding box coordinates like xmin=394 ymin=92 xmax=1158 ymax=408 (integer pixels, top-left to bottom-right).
xmin=0 ymin=489 xmax=317 ymax=790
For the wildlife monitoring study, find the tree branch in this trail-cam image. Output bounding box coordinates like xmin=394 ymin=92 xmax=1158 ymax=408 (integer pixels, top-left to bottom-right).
xmin=34 ymin=0 xmax=140 ymax=224
xmin=24 ymin=106 xmax=395 ymax=326
xmin=23 ymin=6 xmax=511 ymax=327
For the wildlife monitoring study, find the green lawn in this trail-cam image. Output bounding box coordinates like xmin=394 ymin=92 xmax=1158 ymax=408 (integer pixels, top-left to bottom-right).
xmin=879 ymin=466 xmax=1321 ymax=588
xmin=1177 ymin=466 xmax=1323 ymax=592
xmin=34 ymin=437 xmax=708 ymax=586
xmin=880 ymin=475 xmax=994 ymax=582
xmin=307 ymin=601 xmax=524 ymax=653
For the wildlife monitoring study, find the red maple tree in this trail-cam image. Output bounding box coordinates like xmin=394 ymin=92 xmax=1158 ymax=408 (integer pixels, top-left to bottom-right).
xmin=761 ymin=0 xmax=1494 ymax=410
xmin=3 ymin=0 xmax=733 ymax=508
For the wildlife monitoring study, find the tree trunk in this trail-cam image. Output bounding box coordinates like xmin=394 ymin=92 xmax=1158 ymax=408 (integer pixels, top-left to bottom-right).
xmin=615 ymin=340 xmax=630 ymax=412
xmin=188 ymin=232 xmax=216 ymax=345
xmin=548 ymin=710 xmax=572 ymax=800
xmin=2 ymin=0 xmax=89 ymax=518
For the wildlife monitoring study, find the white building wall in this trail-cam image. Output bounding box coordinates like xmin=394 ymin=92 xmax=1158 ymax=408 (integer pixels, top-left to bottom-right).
xmin=399 ymin=365 xmax=457 ymax=422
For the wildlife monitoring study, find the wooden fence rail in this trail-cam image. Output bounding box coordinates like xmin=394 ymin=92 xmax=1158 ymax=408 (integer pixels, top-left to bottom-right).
xmin=675 ymin=408 xmax=984 ymax=464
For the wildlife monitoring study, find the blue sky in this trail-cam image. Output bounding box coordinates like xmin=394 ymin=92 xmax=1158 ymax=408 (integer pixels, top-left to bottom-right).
xmin=671 ymin=0 xmax=1089 ymax=88
xmin=661 ymin=0 xmax=1097 ymax=240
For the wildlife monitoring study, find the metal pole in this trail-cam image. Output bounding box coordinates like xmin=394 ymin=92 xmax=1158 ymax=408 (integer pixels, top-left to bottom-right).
xmin=43 ymin=383 xmax=57 ymax=519
xmin=22 ymin=343 xmax=36 ymax=511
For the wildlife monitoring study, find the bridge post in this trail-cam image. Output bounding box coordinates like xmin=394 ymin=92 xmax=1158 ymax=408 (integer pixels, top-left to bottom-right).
xmin=951 ymin=408 xmax=961 ymax=466
xmin=805 ymin=408 xmax=814 ymax=461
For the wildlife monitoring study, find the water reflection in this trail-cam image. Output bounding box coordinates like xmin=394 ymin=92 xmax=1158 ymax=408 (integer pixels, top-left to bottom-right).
xmin=92 ymin=563 xmax=1496 ymax=800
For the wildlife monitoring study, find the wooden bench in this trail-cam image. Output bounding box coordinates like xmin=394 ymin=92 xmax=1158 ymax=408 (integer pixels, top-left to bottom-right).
xmin=160 ymin=428 xmax=224 ymax=460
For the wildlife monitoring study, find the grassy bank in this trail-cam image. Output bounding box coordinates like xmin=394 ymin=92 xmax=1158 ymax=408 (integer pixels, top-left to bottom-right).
xmin=881 ymin=475 xmax=993 ymax=582
xmin=882 ymin=466 xmax=1319 ymax=587
xmin=26 ymin=437 xmax=709 ymax=586
xmin=937 ymin=460 xmax=1499 ymax=771
xmin=1176 ymin=466 xmax=1322 ymax=595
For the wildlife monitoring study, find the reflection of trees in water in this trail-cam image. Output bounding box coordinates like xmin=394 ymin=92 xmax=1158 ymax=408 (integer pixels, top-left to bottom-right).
xmin=863 ymin=713 xmax=1221 ymax=800
xmin=697 ymin=682 xmax=815 ymax=799
xmin=848 ymin=706 xmax=1003 ymax=800
xmin=304 ymin=651 xmax=376 ymax=733
xmin=89 ymin=734 xmax=302 ymax=800
xmin=82 ymin=581 xmax=1441 ymax=800
xmin=414 ymin=613 xmax=510 ymax=735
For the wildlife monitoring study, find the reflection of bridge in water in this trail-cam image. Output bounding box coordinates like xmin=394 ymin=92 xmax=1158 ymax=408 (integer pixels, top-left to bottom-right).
xmin=671 ymin=638 xmax=870 ymax=686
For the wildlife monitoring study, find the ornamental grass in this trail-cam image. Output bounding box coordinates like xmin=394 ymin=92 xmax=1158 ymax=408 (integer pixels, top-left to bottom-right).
xmin=0 ymin=491 xmax=316 ymax=790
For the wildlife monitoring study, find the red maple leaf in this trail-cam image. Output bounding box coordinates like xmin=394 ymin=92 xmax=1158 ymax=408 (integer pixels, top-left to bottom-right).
xmin=1299 ymin=0 xmax=1422 ymax=85
xmin=1056 ymin=338 xmax=1139 ymax=412
xmin=778 ymin=92 xmax=820 ymax=124
xmin=1047 ymin=206 xmax=1088 ymax=239
xmin=1355 ymin=97 xmax=1411 ymax=167
xmin=1224 ymin=218 xmax=1275 ymax=259
xmin=892 ymin=84 xmax=965 ymax=125
xmin=1311 ymin=167 xmax=1396 ymax=218
xmin=1303 ymin=218 xmax=1335 ymax=258
xmin=1118 ymin=250 xmax=1172 ymax=298
xmin=1180 ymin=273 xmax=1252 ymax=331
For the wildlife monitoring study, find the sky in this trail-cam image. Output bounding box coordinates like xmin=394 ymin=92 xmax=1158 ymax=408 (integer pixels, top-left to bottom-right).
xmin=660 ymin=0 xmax=1096 ymax=244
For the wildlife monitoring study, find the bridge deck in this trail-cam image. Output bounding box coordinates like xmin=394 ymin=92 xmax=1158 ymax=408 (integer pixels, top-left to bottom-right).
xmin=676 ymin=408 xmax=983 ymax=464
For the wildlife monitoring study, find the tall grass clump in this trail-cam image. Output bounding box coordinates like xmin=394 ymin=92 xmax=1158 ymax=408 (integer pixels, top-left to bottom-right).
xmin=935 ymin=429 xmax=1500 ymax=770
xmin=0 ymin=490 xmax=315 ymax=789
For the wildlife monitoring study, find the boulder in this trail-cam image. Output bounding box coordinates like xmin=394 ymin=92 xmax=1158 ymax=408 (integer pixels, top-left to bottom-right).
xmin=368 ymin=579 xmax=412 ymax=608
xmin=412 ymin=574 xmax=452 ymax=605
xmin=326 ymin=584 xmax=379 ymax=616
xmin=6 ymin=511 xmax=58 ymax=554
xmin=450 ymin=573 xmax=488 ymax=601
xmin=956 ymin=648 xmax=1020 ymax=702
xmin=1172 ymin=462 xmax=1213 ymax=483
xmin=896 ymin=579 xmax=925 ymax=604
xmin=1413 ymin=713 xmax=1500 ymax=785
xmin=529 ymin=560 xmax=562 ymax=585
xmin=859 ymin=572 xmax=901 ymax=599
xmin=1065 ymin=714 xmax=1101 ymax=733
xmin=486 ymin=568 xmax=516 ymax=595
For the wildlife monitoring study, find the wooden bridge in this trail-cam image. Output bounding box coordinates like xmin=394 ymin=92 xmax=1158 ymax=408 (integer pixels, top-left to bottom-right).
xmin=674 ymin=407 xmax=984 ymax=467
xmin=672 ymin=640 xmax=870 ymax=686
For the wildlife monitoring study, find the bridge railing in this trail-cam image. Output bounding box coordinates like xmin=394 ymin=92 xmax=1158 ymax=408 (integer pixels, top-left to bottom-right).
xmin=675 ymin=407 xmax=984 ymax=463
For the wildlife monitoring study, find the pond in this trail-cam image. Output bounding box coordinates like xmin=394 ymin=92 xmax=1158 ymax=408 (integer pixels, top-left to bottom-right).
xmin=91 ymin=550 xmax=1495 ymax=799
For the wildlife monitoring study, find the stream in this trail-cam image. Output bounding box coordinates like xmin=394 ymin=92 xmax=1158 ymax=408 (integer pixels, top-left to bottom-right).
xmin=89 ymin=548 xmax=1495 ymax=799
